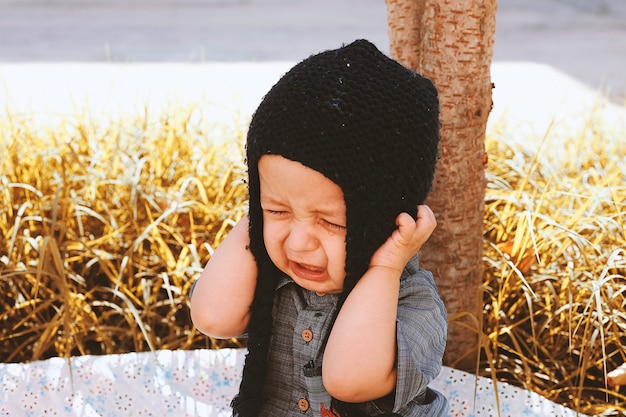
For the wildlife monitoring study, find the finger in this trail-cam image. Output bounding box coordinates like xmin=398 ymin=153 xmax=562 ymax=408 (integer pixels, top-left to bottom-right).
xmin=396 ymin=211 xmax=415 ymax=227
xmin=415 ymin=205 xmax=437 ymax=236
xmin=416 ymin=205 xmax=436 ymax=225
xmin=395 ymin=212 xmax=417 ymax=239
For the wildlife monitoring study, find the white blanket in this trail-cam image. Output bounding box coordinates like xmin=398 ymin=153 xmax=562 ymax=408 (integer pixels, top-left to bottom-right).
xmin=0 ymin=348 xmax=584 ymax=416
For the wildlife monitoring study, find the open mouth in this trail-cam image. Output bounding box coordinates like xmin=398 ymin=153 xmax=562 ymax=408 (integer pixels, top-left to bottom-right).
xmin=289 ymin=260 xmax=326 ymax=281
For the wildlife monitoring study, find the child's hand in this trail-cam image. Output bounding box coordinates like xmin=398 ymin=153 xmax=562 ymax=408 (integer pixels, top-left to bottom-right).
xmin=324 ymin=205 xmax=437 ymax=400
xmin=369 ymin=205 xmax=436 ymax=274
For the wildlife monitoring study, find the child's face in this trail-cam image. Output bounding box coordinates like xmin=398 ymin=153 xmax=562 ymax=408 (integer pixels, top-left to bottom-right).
xmin=258 ymin=155 xmax=347 ymax=295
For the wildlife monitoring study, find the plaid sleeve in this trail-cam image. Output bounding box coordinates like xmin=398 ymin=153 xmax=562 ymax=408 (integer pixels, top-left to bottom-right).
xmin=392 ymin=254 xmax=449 ymax=416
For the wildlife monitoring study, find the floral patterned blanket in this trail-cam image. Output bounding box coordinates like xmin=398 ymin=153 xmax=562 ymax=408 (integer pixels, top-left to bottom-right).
xmin=0 ymin=348 xmax=584 ymax=417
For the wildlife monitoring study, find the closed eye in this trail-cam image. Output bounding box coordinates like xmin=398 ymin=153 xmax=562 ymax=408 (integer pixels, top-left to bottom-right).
xmin=264 ymin=209 xmax=288 ymax=216
xmin=322 ymin=219 xmax=346 ymax=232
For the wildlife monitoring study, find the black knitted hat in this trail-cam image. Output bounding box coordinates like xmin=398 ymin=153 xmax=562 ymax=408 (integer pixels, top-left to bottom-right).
xmin=233 ymin=39 xmax=440 ymax=417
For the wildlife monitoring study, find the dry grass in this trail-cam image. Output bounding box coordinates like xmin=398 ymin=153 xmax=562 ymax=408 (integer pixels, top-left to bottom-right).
xmin=482 ymin=113 xmax=626 ymax=415
xmin=0 ymin=106 xmax=248 ymax=362
xmin=1 ymin=102 xmax=625 ymax=414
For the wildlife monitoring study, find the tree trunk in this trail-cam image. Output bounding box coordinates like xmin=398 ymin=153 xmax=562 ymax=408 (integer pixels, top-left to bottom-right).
xmin=386 ymin=0 xmax=497 ymax=371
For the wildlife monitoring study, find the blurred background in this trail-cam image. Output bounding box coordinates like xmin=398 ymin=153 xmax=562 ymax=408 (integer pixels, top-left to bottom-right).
xmin=1 ymin=0 xmax=625 ymax=101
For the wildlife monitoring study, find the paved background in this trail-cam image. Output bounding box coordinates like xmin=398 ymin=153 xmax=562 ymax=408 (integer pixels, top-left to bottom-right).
xmin=1 ymin=0 xmax=625 ymax=100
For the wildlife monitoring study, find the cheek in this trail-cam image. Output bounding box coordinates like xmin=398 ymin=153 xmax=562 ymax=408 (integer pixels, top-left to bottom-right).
xmin=262 ymin=221 xmax=284 ymax=251
xmin=326 ymin=239 xmax=347 ymax=270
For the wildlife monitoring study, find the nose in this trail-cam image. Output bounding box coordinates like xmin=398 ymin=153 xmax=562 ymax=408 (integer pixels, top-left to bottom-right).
xmin=286 ymin=221 xmax=318 ymax=252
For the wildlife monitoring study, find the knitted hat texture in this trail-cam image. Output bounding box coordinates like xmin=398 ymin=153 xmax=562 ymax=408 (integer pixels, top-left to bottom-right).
xmin=248 ymin=39 xmax=440 ymax=289
xmin=233 ymin=39 xmax=441 ymax=417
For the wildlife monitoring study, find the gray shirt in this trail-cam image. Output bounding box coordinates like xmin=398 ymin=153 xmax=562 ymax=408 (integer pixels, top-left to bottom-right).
xmin=259 ymin=254 xmax=449 ymax=416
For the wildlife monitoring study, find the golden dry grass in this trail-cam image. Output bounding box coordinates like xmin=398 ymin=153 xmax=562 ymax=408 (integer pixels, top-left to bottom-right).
xmin=0 ymin=106 xmax=248 ymax=362
xmin=1 ymin=103 xmax=625 ymax=414
xmin=482 ymin=112 xmax=626 ymax=415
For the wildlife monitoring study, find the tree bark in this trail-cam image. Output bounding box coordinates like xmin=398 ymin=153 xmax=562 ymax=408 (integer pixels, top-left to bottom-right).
xmin=386 ymin=0 xmax=497 ymax=371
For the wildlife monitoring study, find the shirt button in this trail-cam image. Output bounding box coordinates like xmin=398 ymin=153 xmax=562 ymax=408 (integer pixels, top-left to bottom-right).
xmin=298 ymin=398 xmax=310 ymax=412
xmin=301 ymin=329 xmax=313 ymax=342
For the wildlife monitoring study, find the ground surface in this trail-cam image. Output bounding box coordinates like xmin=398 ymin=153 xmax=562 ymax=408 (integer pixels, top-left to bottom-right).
xmin=1 ymin=0 xmax=625 ymax=99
